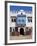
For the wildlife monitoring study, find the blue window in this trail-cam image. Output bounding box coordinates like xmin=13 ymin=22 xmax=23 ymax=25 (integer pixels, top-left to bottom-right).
xmin=16 ymin=15 xmax=26 ymax=26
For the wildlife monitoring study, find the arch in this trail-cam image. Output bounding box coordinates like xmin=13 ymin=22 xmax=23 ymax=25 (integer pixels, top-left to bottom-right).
xmin=20 ymin=28 xmax=24 ymax=35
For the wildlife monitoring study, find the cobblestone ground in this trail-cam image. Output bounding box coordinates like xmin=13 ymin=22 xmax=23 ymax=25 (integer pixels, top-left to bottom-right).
xmin=10 ymin=35 xmax=32 ymax=40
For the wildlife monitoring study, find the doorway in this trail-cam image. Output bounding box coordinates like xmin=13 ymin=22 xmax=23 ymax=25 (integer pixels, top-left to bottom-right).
xmin=20 ymin=28 xmax=24 ymax=35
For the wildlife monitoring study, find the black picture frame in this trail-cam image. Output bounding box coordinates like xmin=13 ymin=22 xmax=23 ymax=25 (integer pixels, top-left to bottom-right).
xmin=5 ymin=1 xmax=36 ymax=45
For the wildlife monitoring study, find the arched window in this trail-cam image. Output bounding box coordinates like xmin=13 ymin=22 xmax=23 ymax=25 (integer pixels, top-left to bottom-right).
xmin=11 ymin=19 xmax=13 ymax=22
xmin=27 ymin=17 xmax=32 ymax=22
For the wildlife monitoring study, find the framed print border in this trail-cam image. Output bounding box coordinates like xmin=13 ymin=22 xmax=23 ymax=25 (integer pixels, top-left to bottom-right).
xmin=5 ymin=1 xmax=36 ymax=45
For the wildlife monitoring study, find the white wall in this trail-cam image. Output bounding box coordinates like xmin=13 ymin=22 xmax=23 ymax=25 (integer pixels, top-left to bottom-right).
xmin=10 ymin=11 xmax=32 ymax=27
